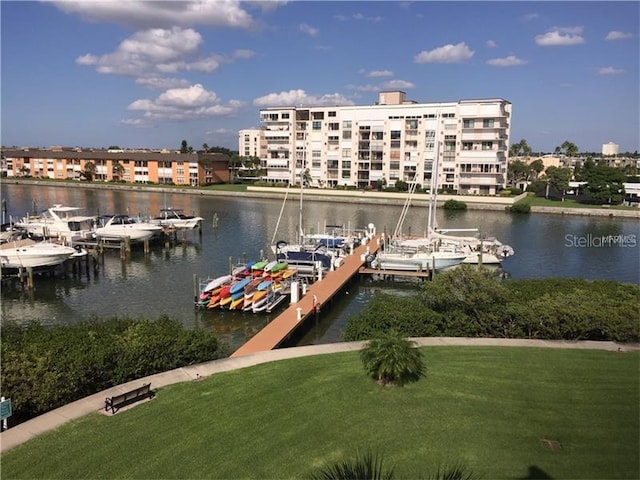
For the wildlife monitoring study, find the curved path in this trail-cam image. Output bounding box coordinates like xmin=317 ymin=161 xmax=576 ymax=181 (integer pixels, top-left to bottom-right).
xmin=1 ymin=338 xmax=637 ymax=453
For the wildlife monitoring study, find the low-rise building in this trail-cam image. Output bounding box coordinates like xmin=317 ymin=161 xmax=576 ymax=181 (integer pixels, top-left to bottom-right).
xmin=0 ymin=148 xmax=230 ymax=186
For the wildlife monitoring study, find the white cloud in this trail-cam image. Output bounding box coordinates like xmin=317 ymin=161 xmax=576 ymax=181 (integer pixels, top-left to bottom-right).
xmin=53 ymin=0 xmax=260 ymax=29
xmin=299 ymin=23 xmax=319 ymax=37
xmin=127 ymin=84 xmax=240 ymax=122
xmin=135 ymin=77 xmax=191 ymax=90
xmin=414 ymin=42 xmax=474 ymax=63
xmin=335 ymin=13 xmax=382 ymax=22
xmin=76 ymin=27 xmax=229 ymax=78
xmin=486 ymin=40 xmax=497 ymax=48
xmin=486 ymin=56 xmax=527 ymax=67
xmin=253 ymin=90 xmax=354 ymax=107
xmin=233 ymin=49 xmax=256 ymax=59
xmin=381 ymin=79 xmax=415 ymax=89
xmin=521 ymin=13 xmax=539 ymax=22
xmin=366 ymin=70 xmax=394 ymax=78
xmin=535 ymin=27 xmax=585 ymax=46
xmin=349 ymin=84 xmax=380 ymax=93
xmin=605 ymin=31 xmax=633 ymax=41
xmin=598 ymin=66 xmax=624 ymax=75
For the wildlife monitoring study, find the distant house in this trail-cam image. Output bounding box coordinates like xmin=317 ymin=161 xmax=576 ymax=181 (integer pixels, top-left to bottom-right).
xmin=0 ymin=148 xmax=230 ymax=186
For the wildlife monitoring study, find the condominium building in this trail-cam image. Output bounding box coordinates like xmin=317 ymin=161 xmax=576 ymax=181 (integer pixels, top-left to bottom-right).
xmin=239 ymin=91 xmax=512 ymax=195
xmin=1 ymin=148 xmax=230 ymax=186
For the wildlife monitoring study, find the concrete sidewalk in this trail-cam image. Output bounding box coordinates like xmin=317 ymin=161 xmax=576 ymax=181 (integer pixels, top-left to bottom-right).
xmin=1 ymin=338 xmax=637 ymax=453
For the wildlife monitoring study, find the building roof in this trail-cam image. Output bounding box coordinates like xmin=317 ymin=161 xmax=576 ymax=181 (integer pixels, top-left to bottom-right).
xmin=1 ymin=148 xmax=229 ymax=164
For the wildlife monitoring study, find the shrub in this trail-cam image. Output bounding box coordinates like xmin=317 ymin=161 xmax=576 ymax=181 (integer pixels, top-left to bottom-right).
xmin=0 ymin=316 xmax=229 ymax=422
xmin=509 ymin=201 xmax=531 ymax=213
xmin=360 ymin=331 xmax=426 ymax=386
xmin=308 ymin=450 xmax=394 ymax=480
xmin=443 ymin=199 xmax=467 ymax=211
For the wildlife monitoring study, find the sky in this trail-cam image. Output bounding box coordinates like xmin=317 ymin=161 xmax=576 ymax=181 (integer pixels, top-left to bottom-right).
xmin=1 ymin=1 xmax=639 ymax=154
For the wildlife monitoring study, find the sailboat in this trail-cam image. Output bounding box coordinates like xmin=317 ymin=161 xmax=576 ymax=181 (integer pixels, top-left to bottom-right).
xmin=374 ymin=113 xmax=467 ymax=273
xmin=271 ymin=171 xmax=337 ymax=276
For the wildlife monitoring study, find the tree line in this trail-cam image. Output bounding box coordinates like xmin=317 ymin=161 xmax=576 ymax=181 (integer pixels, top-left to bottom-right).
xmin=1 ymin=315 xmax=229 ymax=424
xmin=343 ymin=266 xmax=639 ymax=343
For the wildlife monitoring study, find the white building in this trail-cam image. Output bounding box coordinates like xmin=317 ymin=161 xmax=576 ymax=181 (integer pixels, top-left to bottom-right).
xmin=238 ymin=129 xmax=265 ymax=159
xmin=239 ymin=91 xmax=512 ymax=195
xmin=602 ymin=142 xmax=619 ymax=156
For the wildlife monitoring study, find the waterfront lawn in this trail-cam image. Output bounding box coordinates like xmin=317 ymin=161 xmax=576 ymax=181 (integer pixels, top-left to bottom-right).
xmin=519 ymin=194 xmax=636 ymax=210
xmin=2 ymin=347 xmax=638 ymax=479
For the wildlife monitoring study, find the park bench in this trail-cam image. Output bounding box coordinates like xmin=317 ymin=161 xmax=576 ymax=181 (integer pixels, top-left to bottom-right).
xmin=105 ymin=383 xmax=153 ymax=414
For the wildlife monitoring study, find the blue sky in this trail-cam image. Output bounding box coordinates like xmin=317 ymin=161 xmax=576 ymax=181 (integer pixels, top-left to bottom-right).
xmin=1 ymin=1 xmax=638 ymax=153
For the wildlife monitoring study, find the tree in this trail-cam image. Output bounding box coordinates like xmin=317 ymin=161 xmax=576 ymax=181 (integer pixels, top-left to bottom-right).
xmin=81 ymin=161 xmax=96 ymax=181
xmin=581 ymin=164 xmax=626 ymax=204
xmin=509 ymin=139 xmax=533 ymax=157
xmin=228 ymin=154 xmax=243 ymax=183
xmin=308 ymin=450 xmax=394 ymax=480
xmin=180 ymin=140 xmax=189 ymax=154
xmin=542 ymin=166 xmax=572 ymax=198
xmin=112 ymin=161 xmax=124 ymax=181
xmin=529 ymin=159 xmax=544 ymax=179
xmin=506 ymin=160 xmax=531 ymax=185
xmin=202 ymin=143 xmax=210 ymax=153
xmin=360 ymin=330 xmax=425 ymax=386
xmin=302 ymin=168 xmax=312 ymax=187
xmin=555 ymin=141 xmax=579 ymax=158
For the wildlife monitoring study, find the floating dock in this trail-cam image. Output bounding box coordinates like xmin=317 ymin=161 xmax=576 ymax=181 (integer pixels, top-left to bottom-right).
xmin=231 ymin=235 xmax=382 ymax=357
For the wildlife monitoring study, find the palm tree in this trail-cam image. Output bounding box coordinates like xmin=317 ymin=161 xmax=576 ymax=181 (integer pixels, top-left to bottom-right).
xmin=360 ymin=330 xmax=425 ymax=386
xmin=82 ymin=161 xmax=96 ymax=181
xmin=112 ymin=161 xmax=124 ymax=181
xmin=308 ymin=450 xmax=394 ymax=480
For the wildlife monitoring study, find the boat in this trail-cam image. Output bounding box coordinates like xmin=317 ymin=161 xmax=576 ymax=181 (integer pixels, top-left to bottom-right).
xmin=202 ymin=274 xmax=233 ymax=294
xmin=151 ymin=208 xmax=204 ymax=230
xmin=94 ymin=214 xmax=163 ymax=243
xmin=13 ymin=204 xmax=96 ymax=244
xmin=372 ymin=250 xmax=468 ymax=272
xmin=0 ymin=239 xmax=78 ymax=269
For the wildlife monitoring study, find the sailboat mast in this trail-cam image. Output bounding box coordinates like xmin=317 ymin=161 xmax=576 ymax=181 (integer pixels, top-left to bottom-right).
xmin=299 ymin=170 xmax=304 ymax=245
xmin=427 ymin=111 xmax=441 ymax=235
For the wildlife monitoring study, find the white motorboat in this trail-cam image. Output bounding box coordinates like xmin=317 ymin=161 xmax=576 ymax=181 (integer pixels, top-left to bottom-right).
xmin=0 ymin=239 xmax=78 ymax=269
xmin=151 ymin=208 xmax=203 ymax=229
xmin=14 ymin=204 xmax=96 ymax=243
xmin=94 ymin=214 xmax=162 ymax=243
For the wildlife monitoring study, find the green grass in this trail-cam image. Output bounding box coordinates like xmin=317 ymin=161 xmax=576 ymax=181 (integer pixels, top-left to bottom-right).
xmin=2 ymin=347 xmax=639 ymax=479
xmin=518 ymin=194 xmax=635 ymax=210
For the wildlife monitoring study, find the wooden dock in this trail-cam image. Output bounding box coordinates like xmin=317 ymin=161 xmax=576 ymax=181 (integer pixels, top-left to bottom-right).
xmin=231 ymin=235 xmax=382 ymax=357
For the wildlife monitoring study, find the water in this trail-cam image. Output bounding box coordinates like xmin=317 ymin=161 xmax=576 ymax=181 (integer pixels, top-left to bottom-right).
xmin=2 ymin=183 xmax=638 ymax=350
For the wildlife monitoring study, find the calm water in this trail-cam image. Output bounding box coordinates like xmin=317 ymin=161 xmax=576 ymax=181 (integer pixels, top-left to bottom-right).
xmin=1 ymin=183 xmax=638 ymax=350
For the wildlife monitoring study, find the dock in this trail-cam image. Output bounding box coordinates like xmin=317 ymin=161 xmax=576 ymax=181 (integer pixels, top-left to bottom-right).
xmin=231 ymin=235 xmax=383 ymax=357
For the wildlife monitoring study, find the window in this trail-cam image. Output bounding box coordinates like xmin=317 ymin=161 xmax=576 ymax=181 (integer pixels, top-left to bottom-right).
xmin=390 ymin=161 xmax=400 ymax=170
xmin=425 ymin=130 xmax=435 ymax=139
xmin=390 ymin=130 xmax=401 ymax=140
xmin=443 ymin=113 xmax=455 ymax=118
xmin=463 ymin=119 xmax=474 ymax=128
xmin=482 ymin=141 xmax=493 ymax=150
xmin=312 ymin=121 xmax=322 ymax=130
xmin=342 ymin=130 xmax=352 ymax=140
xmin=462 ymin=142 xmax=473 ymax=151
xmin=312 ymin=112 xmax=324 ymax=120
xmin=483 ymin=118 xmax=494 ymax=128
xmin=328 ymin=111 xmax=336 ymax=117
xmin=342 ymin=120 xmax=352 ymax=129
xmin=282 ymin=113 xmax=289 ymax=119
xmin=342 ymin=148 xmax=351 ymax=158
xmin=328 ymin=122 xmax=339 ymax=131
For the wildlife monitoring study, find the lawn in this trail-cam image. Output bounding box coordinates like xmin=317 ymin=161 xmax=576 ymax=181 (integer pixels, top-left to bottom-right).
xmin=518 ymin=194 xmax=635 ymax=210
xmin=2 ymin=347 xmax=638 ymax=479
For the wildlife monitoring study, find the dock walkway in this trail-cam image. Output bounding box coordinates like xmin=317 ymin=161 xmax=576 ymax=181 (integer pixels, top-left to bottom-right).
xmin=231 ymin=235 xmax=382 ymax=357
